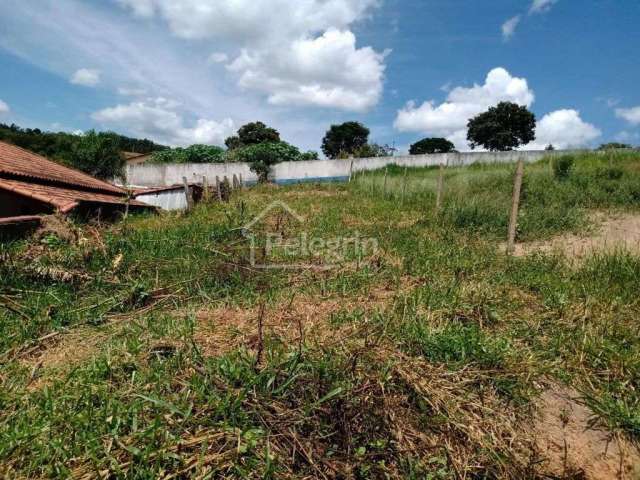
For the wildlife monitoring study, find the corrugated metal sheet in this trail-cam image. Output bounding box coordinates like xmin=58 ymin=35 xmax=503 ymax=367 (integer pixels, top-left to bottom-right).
xmin=0 ymin=141 xmax=125 ymax=194
xmin=135 ymin=189 xmax=189 ymax=211
xmin=0 ymin=178 xmax=149 ymax=213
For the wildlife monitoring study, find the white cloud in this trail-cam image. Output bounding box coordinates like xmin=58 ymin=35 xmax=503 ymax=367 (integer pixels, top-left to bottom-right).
xmin=92 ymin=97 xmax=235 ymax=146
xmin=530 ymin=109 xmax=600 ymax=149
xmin=115 ymin=0 xmax=386 ymax=111
xmin=0 ymin=99 xmax=9 ymax=114
xmin=616 ymin=106 xmax=640 ymax=126
xmin=394 ymin=67 xmax=600 ymax=151
xmin=70 ymin=68 xmax=101 ymax=87
xmin=394 ymin=67 xmax=534 ymax=149
xmin=208 ymin=52 xmax=228 ymax=64
xmin=502 ymin=15 xmax=521 ymax=40
xmin=228 ymin=29 xmax=387 ymax=111
xmin=529 ymin=0 xmax=558 ymax=14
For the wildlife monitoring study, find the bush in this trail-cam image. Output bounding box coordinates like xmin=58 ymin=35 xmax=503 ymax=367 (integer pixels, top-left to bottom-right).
xmin=596 ymin=167 xmax=625 ymax=181
xmin=553 ymin=155 xmax=574 ymax=180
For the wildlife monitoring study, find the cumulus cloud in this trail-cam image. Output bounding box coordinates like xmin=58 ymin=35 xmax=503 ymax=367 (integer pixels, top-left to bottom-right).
xmin=92 ymin=97 xmax=235 ymax=146
xmin=228 ymin=29 xmax=387 ymax=111
xmin=529 ymin=0 xmax=559 ymax=14
xmin=70 ymin=68 xmax=101 ymax=87
xmin=116 ymin=0 xmax=386 ymax=111
xmin=394 ymin=67 xmax=599 ymax=151
xmin=0 ymin=99 xmax=9 ymax=114
xmin=502 ymin=15 xmax=521 ymax=40
xmin=530 ymin=109 xmax=601 ymax=149
xmin=394 ymin=67 xmax=534 ymax=148
xmin=616 ymin=106 xmax=640 ymax=126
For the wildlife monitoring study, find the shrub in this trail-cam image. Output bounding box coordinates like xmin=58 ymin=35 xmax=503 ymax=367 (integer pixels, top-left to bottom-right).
xmin=596 ymin=166 xmax=625 ymax=181
xmin=553 ymin=155 xmax=574 ymax=180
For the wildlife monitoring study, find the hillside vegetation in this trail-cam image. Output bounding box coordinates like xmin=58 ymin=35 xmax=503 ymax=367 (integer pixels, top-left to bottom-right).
xmin=1 ymin=152 xmax=640 ymax=478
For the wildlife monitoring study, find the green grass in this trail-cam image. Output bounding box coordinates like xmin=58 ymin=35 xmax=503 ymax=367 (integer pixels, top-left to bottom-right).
xmin=1 ymin=151 xmax=640 ymax=478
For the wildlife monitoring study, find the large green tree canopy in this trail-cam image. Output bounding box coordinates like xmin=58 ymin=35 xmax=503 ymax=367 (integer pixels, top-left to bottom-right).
xmin=225 ymin=121 xmax=280 ymax=150
xmin=321 ymin=122 xmax=370 ymax=159
xmin=70 ymin=130 xmax=126 ymax=180
xmin=409 ymin=138 xmax=456 ymax=155
xmin=466 ymin=102 xmax=536 ymax=151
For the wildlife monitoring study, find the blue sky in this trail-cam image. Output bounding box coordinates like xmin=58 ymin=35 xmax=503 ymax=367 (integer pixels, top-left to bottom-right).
xmin=0 ymin=0 xmax=639 ymax=153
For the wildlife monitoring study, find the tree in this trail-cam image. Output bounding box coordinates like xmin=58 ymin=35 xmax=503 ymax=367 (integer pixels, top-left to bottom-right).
xmin=545 ymin=144 xmax=555 ymax=151
xmin=321 ymin=122 xmax=369 ymax=158
xmin=150 ymin=145 xmax=225 ymax=164
xmin=352 ymin=143 xmax=394 ymax=158
xmin=69 ymin=130 xmax=125 ymax=180
xmin=409 ymin=138 xmax=455 ymax=155
xmin=235 ymin=141 xmax=301 ymax=183
xmin=598 ymin=142 xmax=632 ymax=150
xmin=225 ymin=121 xmax=280 ymax=150
xmin=466 ymin=102 xmax=536 ymax=151
xmin=299 ymin=150 xmax=320 ymax=161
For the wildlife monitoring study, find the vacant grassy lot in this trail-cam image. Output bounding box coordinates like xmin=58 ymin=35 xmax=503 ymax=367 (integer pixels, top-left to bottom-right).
xmin=1 ymin=152 xmax=640 ymax=478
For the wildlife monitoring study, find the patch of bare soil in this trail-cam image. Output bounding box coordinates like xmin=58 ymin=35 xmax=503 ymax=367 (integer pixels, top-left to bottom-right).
xmin=514 ymin=213 xmax=640 ymax=259
xmin=192 ymin=279 xmax=417 ymax=359
xmin=20 ymin=327 xmax=109 ymax=390
xmin=535 ymin=384 xmax=640 ymax=479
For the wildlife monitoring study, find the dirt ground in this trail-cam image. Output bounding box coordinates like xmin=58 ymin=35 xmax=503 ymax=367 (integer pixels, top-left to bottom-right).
xmin=535 ymin=384 xmax=640 ymax=479
xmin=514 ymin=213 xmax=640 ymax=259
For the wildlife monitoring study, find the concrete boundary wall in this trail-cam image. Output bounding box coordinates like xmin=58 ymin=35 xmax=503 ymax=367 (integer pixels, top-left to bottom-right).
xmin=125 ymin=150 xmax=579 ymax=187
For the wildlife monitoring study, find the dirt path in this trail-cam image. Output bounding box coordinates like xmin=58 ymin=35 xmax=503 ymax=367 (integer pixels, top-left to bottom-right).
xmin=514 ymin=212 xmax=640 ymax=259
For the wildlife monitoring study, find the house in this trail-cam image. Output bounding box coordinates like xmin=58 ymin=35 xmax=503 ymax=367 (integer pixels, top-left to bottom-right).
xmin=0 ymin=141 xmax=153 ymax=224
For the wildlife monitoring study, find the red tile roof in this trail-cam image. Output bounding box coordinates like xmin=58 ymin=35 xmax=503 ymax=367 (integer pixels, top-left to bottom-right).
xmin=0 ymin=178 xmax=149 ymax=213
xmin=0 ymin=141 xmax=125 ymax=195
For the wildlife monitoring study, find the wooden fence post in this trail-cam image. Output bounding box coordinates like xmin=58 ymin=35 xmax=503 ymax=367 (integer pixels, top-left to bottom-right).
xmin=182 ymin=176 xmax=193 ymax=211
xmin=401 ymin=166 xmax=408 ymax=204
xmin=435 ymin=163 xmax=445 ymax=212
xmin=215 ymin=176 xmax=222 ymax=201
xmin=233 ymin=174 xmax=239 ymax=190
xmin=202 ymin=176 xmax=209 ymax=201
xmin=383 ymin=167 xmax=388 ymax=197
xmin=349 ymin=160 xmax=354 ymax=183
xmin=507 ymin=159 xmax=525 ymax=255
xmin=239 ymin=174 xmax=244 ymax=189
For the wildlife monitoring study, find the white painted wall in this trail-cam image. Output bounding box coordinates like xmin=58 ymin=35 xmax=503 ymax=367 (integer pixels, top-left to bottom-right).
xmin=125 ymin=150 xmax=579 ymax=187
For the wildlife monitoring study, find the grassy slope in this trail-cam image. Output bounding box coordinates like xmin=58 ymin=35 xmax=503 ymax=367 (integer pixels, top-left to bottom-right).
xmin=1 ymin=152 xmax=640 ymax=478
